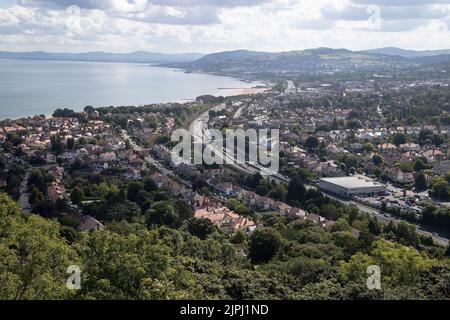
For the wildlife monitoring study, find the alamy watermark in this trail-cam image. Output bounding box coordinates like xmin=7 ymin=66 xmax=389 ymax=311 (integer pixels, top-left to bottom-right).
xmin=66 ymin=265 xmax=81 ymax=290
xmin=367 ymin=5 xmax=381 ymax=30
xmin=367 ymin=265 xmax=381 ymax=290
xmin=171 ymin=122 xmax=279 ymax=176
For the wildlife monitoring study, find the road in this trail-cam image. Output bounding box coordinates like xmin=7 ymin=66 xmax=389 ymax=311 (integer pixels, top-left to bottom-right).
xmin=306 ymin=184 xmax=449 ymax=246
xmin=124 ymin=107 xmax=450 ymax=247
xmin=122 ymin=130 xmax=191 ymax=187
xmin=285 ymin=80 xmax=296 ymax=94
xmin=195 ymin=107 xmax=450 ymax=246
xmin=18 ymin=171 xmax=31 ymax=213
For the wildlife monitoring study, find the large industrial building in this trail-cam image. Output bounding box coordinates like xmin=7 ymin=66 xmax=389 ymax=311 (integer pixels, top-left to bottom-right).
xmin=318 ymin=176 xmax=387 ymax=198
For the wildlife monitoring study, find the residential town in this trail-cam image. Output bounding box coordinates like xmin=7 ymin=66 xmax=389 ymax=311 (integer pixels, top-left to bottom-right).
xmin=1 ymin=71 xmax=450 ymax=304
xmin=1 ymin=76 xmax=449 ymax=246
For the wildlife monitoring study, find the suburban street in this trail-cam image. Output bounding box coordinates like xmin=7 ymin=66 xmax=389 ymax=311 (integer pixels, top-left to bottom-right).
xmin=18 ymin=171 xmax=31 ymax=213
xmin=125 ymin=109 xmax=450 ymax=247
xmin=197 ymin=108 xmax=450 ymax=246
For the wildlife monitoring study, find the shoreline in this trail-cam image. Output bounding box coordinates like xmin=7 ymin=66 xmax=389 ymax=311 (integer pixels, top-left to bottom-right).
xmin=0 ymin=86 xmax=270 ymax=122
xmin=0 ymin=59 xmax=270 ymax=121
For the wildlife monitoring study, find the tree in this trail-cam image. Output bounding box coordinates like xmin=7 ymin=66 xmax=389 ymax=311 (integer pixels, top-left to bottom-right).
xmin=77 ymin=229 xmax=186 ymax=300
xmin=392 ymin=133 xmax=406 ymax=146
xmin=304 ymin=136 xmax=319 ymax=151
xmin=108 ymin=201 xmax=141 ymax=222
xmin=248 ymin=228 xmax=282 ymax=264
xmin=28 ymin=169 xmax=53 ymax=192
xmin=415 ymin=173 xmax=428 ymax=191
xmin=287 ymin=176 xmax=306 ymax=203
xmin=429 ymin=177 xmax=450 ymax=201
xmin=368 ymin=218 xmax=380 ymax=235
xmin=414 ymin=159 xmax=428 ymax=172
xmin=331 ymin=117 xmax=339 ymax=130
xmin=127 ymin=182 xmax=143 ymax=202
xmin=84 ymin=105 xmax=95 ymax=114
xmin=0 ymin=192 xmax=21 ymax=234
xmin=231 ymin=229 xmax=246 ymax=244
xmin=363 ymin=142 xmax=375 ymax=152
xmin=66 ymin=138 xmax=75 ymax=150
xmin=187 ymin=218 xmax=216 ymax=240
xmin=56 ymin=198 xmax=69 ymax=212
xmin=395 ymin=221 xmax=419 ymax=247
xmin=320 ymin=203 xmax=341 ymax=221
xmin=144 ymin=178 xmax=158 ymax=193
xmin=255 ymin=184 xmax=269 ymax=196
xmin=372 ymin=154 xmax=383 ymax=166
xmin=145 ymin=201 xmax=180 ymax=228
xmin=246 ymin=173 xmax=262 ymax=189
xmin=70 ymin=187 xmax=85 ymax=206
xmin=173 ymin=200 xmax=194 ymax=221
xmin=226 ymin=199 xmax=252 ymax=217
xmin=29 ymin=188 xmax=45 ymax=206
xmin=445 ymin=244 xmax=450 ymax=257
xmin=50 ymin=134 xmax=65 ymax=155
xmin=0 ymin=193 xmax=80 ymax=300
xmin=340 ymin=239 xmax=436 ymax=287
xmin=332 ymin=231 xmax=360 ymax=259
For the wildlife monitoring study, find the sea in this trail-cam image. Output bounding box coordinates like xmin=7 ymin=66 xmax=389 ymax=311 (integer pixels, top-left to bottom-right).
xmin=0 ymin=58 xmax=260 ymax=119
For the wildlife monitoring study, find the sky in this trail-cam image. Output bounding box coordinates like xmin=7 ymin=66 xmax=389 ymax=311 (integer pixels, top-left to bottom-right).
xmin=0 ymin=0 xmax=450 ymax=53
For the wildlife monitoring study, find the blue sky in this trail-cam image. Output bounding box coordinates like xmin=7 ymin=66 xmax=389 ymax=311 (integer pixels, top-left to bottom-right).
xmin=0 ymin=0 xmax=449 ymax=53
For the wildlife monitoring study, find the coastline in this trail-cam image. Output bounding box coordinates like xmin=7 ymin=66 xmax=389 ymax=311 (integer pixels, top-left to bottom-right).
xmin=218 ymin=86 xmax=269 ymax=96
xmin=0 ymin=59 xmax=271 ymax=121
xmin=156 ymin=65 xmax=271 ymax=96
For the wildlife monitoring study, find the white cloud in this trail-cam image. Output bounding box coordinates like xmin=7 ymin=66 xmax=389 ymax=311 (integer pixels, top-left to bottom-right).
xmin=0 ymin=0 xmax=449 ymax=52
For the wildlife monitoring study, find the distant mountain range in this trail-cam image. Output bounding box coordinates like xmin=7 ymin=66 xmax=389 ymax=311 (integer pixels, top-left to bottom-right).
xmin=363 ymin=47 xmax=450 ymax=58
xmin=0 ymin=51 xmax=204 ymax=64
xmin=164 ymin=47 xmax=450 ymax=78
xmin=2 ymin=47 xmax=450 ymax=78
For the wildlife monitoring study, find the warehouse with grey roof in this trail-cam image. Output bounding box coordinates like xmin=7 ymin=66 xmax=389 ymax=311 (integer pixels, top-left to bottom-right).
xmin=318 ymin=176 xmax=387 ymax=198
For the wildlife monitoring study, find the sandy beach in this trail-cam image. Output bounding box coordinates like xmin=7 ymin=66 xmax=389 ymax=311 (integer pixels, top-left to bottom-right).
xmin=219 ymin=86 xmax=270 ymax=97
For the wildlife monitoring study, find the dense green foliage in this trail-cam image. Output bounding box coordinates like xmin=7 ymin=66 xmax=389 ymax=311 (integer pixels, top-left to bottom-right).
xmin=1 ymin=190 xmax=449 ymax=300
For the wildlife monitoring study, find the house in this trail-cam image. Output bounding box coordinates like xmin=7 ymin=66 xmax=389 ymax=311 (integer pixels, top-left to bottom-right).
xmin=350 ymin=143 xmax=363 ymax=152
xmin=433 ymin=160 xmax=450 ymax=176
xmin=258 ymin=196 xmax=275 ymax=210
xmin=399 ymin=143 xmax=420 ymax=152
xmin=125 ymin=168 xmax=141 ymax=180
xmin=78 ymin=215 xmax=104 ymax=232
xmin=275 ymin=201 xmax=292 ymax=215
xmin=393 ymin=169 xmax=415 ymax=183
xmin=44 ymin=152 xmax=56 ymax=164
xmin=287 ymin=207 xmax=307 ymax=219
xmin=383 ymin=167 xmax=414 ymax=183
xmin=379 ymin=143 xmax=397 ymax=152
xmin=306 ymin=213 xmax=326 ymax=226
xmin=217 ymin=182 xmax=234 ymax=196
xmin=47 ymin=182 xmax=67 ymax=204
xmin=231 ymin=186 xmax=245 ymax=200
xmin=422 ymin=149 xmax=445 ymax=162
xmin=99 ymin=152 xmax=117 ymax=162
xmin=48 ymin=165 xmax=64 ymax=181
xmin=194 ymin=207 xmax=256 ymax=233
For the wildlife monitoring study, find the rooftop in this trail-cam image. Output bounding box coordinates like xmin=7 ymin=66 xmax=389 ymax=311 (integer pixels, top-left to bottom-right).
xmin=320 ymin=176 xmax=384 ymax=189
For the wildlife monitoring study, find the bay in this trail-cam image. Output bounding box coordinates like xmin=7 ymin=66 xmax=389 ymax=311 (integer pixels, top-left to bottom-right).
xmin=0 ymin=59 xmax=260 ymax=119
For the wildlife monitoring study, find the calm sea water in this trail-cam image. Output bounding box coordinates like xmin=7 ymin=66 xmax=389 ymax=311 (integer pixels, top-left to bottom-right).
xmin=0 ymin=59 xmax=257 ymax=119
